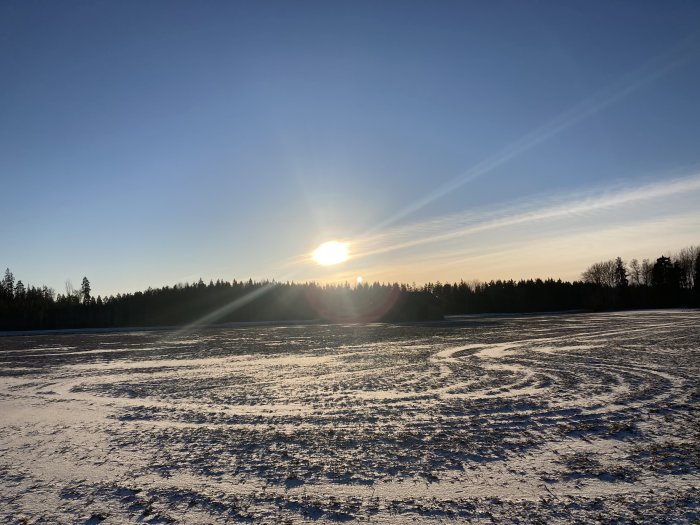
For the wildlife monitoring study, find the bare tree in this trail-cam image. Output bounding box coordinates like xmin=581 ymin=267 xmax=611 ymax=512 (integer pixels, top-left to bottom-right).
xmin=65 ymin=280 xmax=80 ymax=304
xmin=629 ymin=258 xmax=641 ymax=286
xmin=582 ymin=260 xmax=617 ymax=287
xmin=675 ymin=245 xmax=699 ymax=289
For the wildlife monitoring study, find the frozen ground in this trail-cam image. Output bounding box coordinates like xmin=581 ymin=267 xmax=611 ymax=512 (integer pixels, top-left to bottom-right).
xmin=1 ymin=311 xmax=699 ymax=524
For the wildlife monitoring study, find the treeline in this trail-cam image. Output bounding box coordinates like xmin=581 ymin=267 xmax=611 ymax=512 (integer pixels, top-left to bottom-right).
xmin=1 ymin=246 xmax=698 ymax=331
xmin=0 ymin=276 xmax=441 ymax=330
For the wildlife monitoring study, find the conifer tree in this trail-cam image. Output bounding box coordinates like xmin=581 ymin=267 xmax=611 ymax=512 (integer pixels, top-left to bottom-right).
xmin=614 ymin=257 xmax=628 ymax=288
xmin=81 ymin=277 xmax=91 ymax=305
xmin=1 ymin=268 xmax=14 ymax=299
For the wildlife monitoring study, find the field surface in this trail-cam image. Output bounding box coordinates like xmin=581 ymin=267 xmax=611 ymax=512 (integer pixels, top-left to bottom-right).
xmin=1 ymin=311 xmax=699 ymax=523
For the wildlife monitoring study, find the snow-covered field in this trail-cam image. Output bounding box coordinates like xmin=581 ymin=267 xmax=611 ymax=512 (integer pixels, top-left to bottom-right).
xmin=1 ymin=311 xmax=698 ymax=523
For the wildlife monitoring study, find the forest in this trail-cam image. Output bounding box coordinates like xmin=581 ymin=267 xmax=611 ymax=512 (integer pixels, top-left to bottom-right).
xmin=1 ymin=246 xmax=699 ymax=331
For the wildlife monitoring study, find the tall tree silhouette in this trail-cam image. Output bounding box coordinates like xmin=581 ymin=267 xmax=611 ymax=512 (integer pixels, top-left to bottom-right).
xmin=80 ymin=277 xmax=91 ymax=305
xmin=15 ymin=280 xmax=26 ymax=300
xmin=652 ymin=256 xmax=676 ymax=289
xmin=676 ymin=246 xmax=699 ymax=289
xmin=1 ymin=268 xmax=14 ymax=299
xmin=614 ymin=257 xmax=628 ymax=288
xmin=628 ymin=259 xmax=641 ymax=286
xmin=641 ymin=259 xmax=653 ymax=286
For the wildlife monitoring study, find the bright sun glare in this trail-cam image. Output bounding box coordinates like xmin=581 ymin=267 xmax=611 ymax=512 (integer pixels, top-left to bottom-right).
xmin=313 ymin=241 xmax=349 ymax=266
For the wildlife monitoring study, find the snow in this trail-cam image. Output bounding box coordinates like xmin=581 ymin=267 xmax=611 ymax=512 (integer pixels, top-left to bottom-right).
xmin=1 ymin=311 xmax=699 ymax=523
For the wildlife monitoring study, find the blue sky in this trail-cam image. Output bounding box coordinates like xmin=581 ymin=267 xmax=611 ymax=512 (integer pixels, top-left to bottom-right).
xmin=2 ymin=1 xmax=699 ymax=296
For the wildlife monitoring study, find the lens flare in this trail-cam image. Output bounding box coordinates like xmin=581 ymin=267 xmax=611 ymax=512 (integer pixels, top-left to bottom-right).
xmin=313 ymin=241 xmax=349 ymax=266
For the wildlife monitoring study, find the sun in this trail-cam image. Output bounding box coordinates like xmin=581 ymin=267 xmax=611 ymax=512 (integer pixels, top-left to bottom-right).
xmin=313 ymin=241 xmax=349 ymax=266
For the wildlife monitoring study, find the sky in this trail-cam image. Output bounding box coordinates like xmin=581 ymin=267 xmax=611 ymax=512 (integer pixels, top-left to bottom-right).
xmin=1 ymin=1 xmax=700 ymax=297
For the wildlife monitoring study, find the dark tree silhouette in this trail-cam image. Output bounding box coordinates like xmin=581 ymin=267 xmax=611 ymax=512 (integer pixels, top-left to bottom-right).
xmin=582 ymin=260 xmax=616 ymax=287
xmin=652 ymin=256 xmax=676 ymax=289
xmin=628 ymin=259 xmax=641 ymax=286
xmin=81 ymin=277 xmax=91 ymax=305
xmin=641 ymin=259 xmax=653 ymax=286
xmin=1 ymin=268 xmax=14 ymax=299
xmin=676 ymin=246 xmax=699 ymax=289
xmin=15 ymin=280 xmax=26 ymax=300
xmin=614 ymin=257 xmax=628 ymax=288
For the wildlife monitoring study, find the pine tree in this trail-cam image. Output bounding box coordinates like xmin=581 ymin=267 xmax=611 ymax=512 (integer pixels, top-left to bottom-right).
xmin=15 ymin=280 xmax=26 ymax=300
xmin=81 ymin=277 xmax=91 ymax=305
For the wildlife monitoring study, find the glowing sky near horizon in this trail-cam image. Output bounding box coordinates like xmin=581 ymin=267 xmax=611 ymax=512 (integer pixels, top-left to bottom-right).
xmin=1 ymin=2 xmax=699 ymax=297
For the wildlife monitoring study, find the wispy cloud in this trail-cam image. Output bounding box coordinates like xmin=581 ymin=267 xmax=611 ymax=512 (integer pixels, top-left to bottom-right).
xmin=351 ymin=172 xmax=700 ymax=260
xmin=369 ymin=36 xmax=699 ymax=234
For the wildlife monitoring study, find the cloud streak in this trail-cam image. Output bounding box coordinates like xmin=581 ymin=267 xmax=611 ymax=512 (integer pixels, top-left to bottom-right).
xmin=368 ymin=35 xmax=699 ymax=234
xmin=350 ymin=172 xmax=700 ymax=261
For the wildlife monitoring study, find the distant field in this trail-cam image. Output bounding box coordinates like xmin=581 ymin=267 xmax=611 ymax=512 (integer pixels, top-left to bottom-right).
xmin=1 ymin=311 xmax=698 ymax=523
